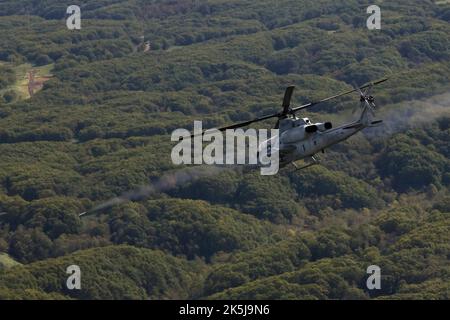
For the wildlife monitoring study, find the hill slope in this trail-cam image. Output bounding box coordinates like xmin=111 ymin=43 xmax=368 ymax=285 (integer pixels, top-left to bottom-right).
xmin=0 ymin=0 xmax=449 ymax=299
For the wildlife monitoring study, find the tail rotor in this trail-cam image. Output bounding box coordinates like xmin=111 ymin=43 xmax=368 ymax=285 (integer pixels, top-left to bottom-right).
xmin=352 ymin=82 xmax=377 ymax=116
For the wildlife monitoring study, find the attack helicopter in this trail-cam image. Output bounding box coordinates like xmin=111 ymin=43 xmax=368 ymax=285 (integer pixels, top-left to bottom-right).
xmin=189 ymin=78 xmax=389 ymax=170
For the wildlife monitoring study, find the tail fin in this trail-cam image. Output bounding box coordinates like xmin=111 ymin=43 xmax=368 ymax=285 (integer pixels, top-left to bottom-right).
xmin=359 ymin=101 xmax=374 ymax=126
xmin=358 ymin=102 xmax=384 ymax=127
xmin=343 ymin=102 xmax=376 ymax=130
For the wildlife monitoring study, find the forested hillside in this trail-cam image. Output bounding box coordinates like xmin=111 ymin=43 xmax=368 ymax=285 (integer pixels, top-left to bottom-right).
xmin=0 ymin=0 xmax=449 ymax=299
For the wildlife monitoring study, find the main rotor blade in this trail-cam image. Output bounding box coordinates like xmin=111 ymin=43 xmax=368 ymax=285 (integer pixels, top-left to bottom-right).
xmin=282 ymin=85 xmax=295 ymax=115
xmin=189 ymin=112 xmax=279 ymax=138
xmin=291 ymin=78 xmax=388 ymax=113
xmin=274 ymin=119 xmax=280 ymax=129
xmin=186 ymin=78 xmax=388 ymax=139
xmin=353 ymin=81 xmax=364 ymax=98
xmin=363 ymin=83 xmax=373 ymax=97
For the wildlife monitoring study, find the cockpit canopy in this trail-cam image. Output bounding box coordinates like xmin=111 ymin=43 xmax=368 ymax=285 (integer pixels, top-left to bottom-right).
xmin=295 ymin=118 xmax=311 ymax=126
xmin=279 ymin=117 xmax=311 ymax=131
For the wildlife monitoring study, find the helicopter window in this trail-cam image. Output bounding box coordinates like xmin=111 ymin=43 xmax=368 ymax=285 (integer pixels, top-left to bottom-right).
xmin=295 ymin=119 xmax=306 ymax=126
xmin=302 ymin=145 xmax=305 ymax=151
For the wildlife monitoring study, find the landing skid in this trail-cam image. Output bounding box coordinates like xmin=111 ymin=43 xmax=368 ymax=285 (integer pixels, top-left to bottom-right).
xmin=292 ymin=155 xmax=320 ymax=171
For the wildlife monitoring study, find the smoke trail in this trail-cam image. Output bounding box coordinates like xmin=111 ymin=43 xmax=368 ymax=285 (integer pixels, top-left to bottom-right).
xmin=365 ymin=92 xmax=450 ymax=138
xmin=79 ymin=93 xmax=449 ymax=217
xmin=79 ymin=165 xmax=229 ymax=217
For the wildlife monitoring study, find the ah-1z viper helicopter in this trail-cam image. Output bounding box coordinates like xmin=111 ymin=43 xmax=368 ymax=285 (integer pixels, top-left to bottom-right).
xmin=192 ymin=78 xmax=388 ymax=170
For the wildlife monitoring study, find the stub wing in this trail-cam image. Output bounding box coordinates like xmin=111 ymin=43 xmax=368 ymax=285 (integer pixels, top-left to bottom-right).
xmin=279 ymin=144 xmax=296 ymax=156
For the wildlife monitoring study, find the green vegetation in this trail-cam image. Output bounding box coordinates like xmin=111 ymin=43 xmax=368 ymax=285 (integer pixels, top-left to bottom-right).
xmin=0 ymin=245 xmax=205 ymax=299
xmin=0 ymin=0 xmax=449 ymax=299
xmin=0 ymin=253 xmax=22 ymax=270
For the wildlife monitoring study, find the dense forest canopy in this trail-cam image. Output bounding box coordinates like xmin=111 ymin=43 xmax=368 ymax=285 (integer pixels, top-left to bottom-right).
xmin=0 ymin=0 xmax=449 ymax=299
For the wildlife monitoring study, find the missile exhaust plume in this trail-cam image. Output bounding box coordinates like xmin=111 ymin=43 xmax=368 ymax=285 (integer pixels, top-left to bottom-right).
xmin=79 ymin=166 xmax=228 ymax=217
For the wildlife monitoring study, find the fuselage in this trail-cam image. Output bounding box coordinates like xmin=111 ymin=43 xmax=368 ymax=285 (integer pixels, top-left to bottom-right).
xmin=262 ymin=116 xmax=366 ymax=167
xmin=280 ymin=122 xmax=364 ymax=166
